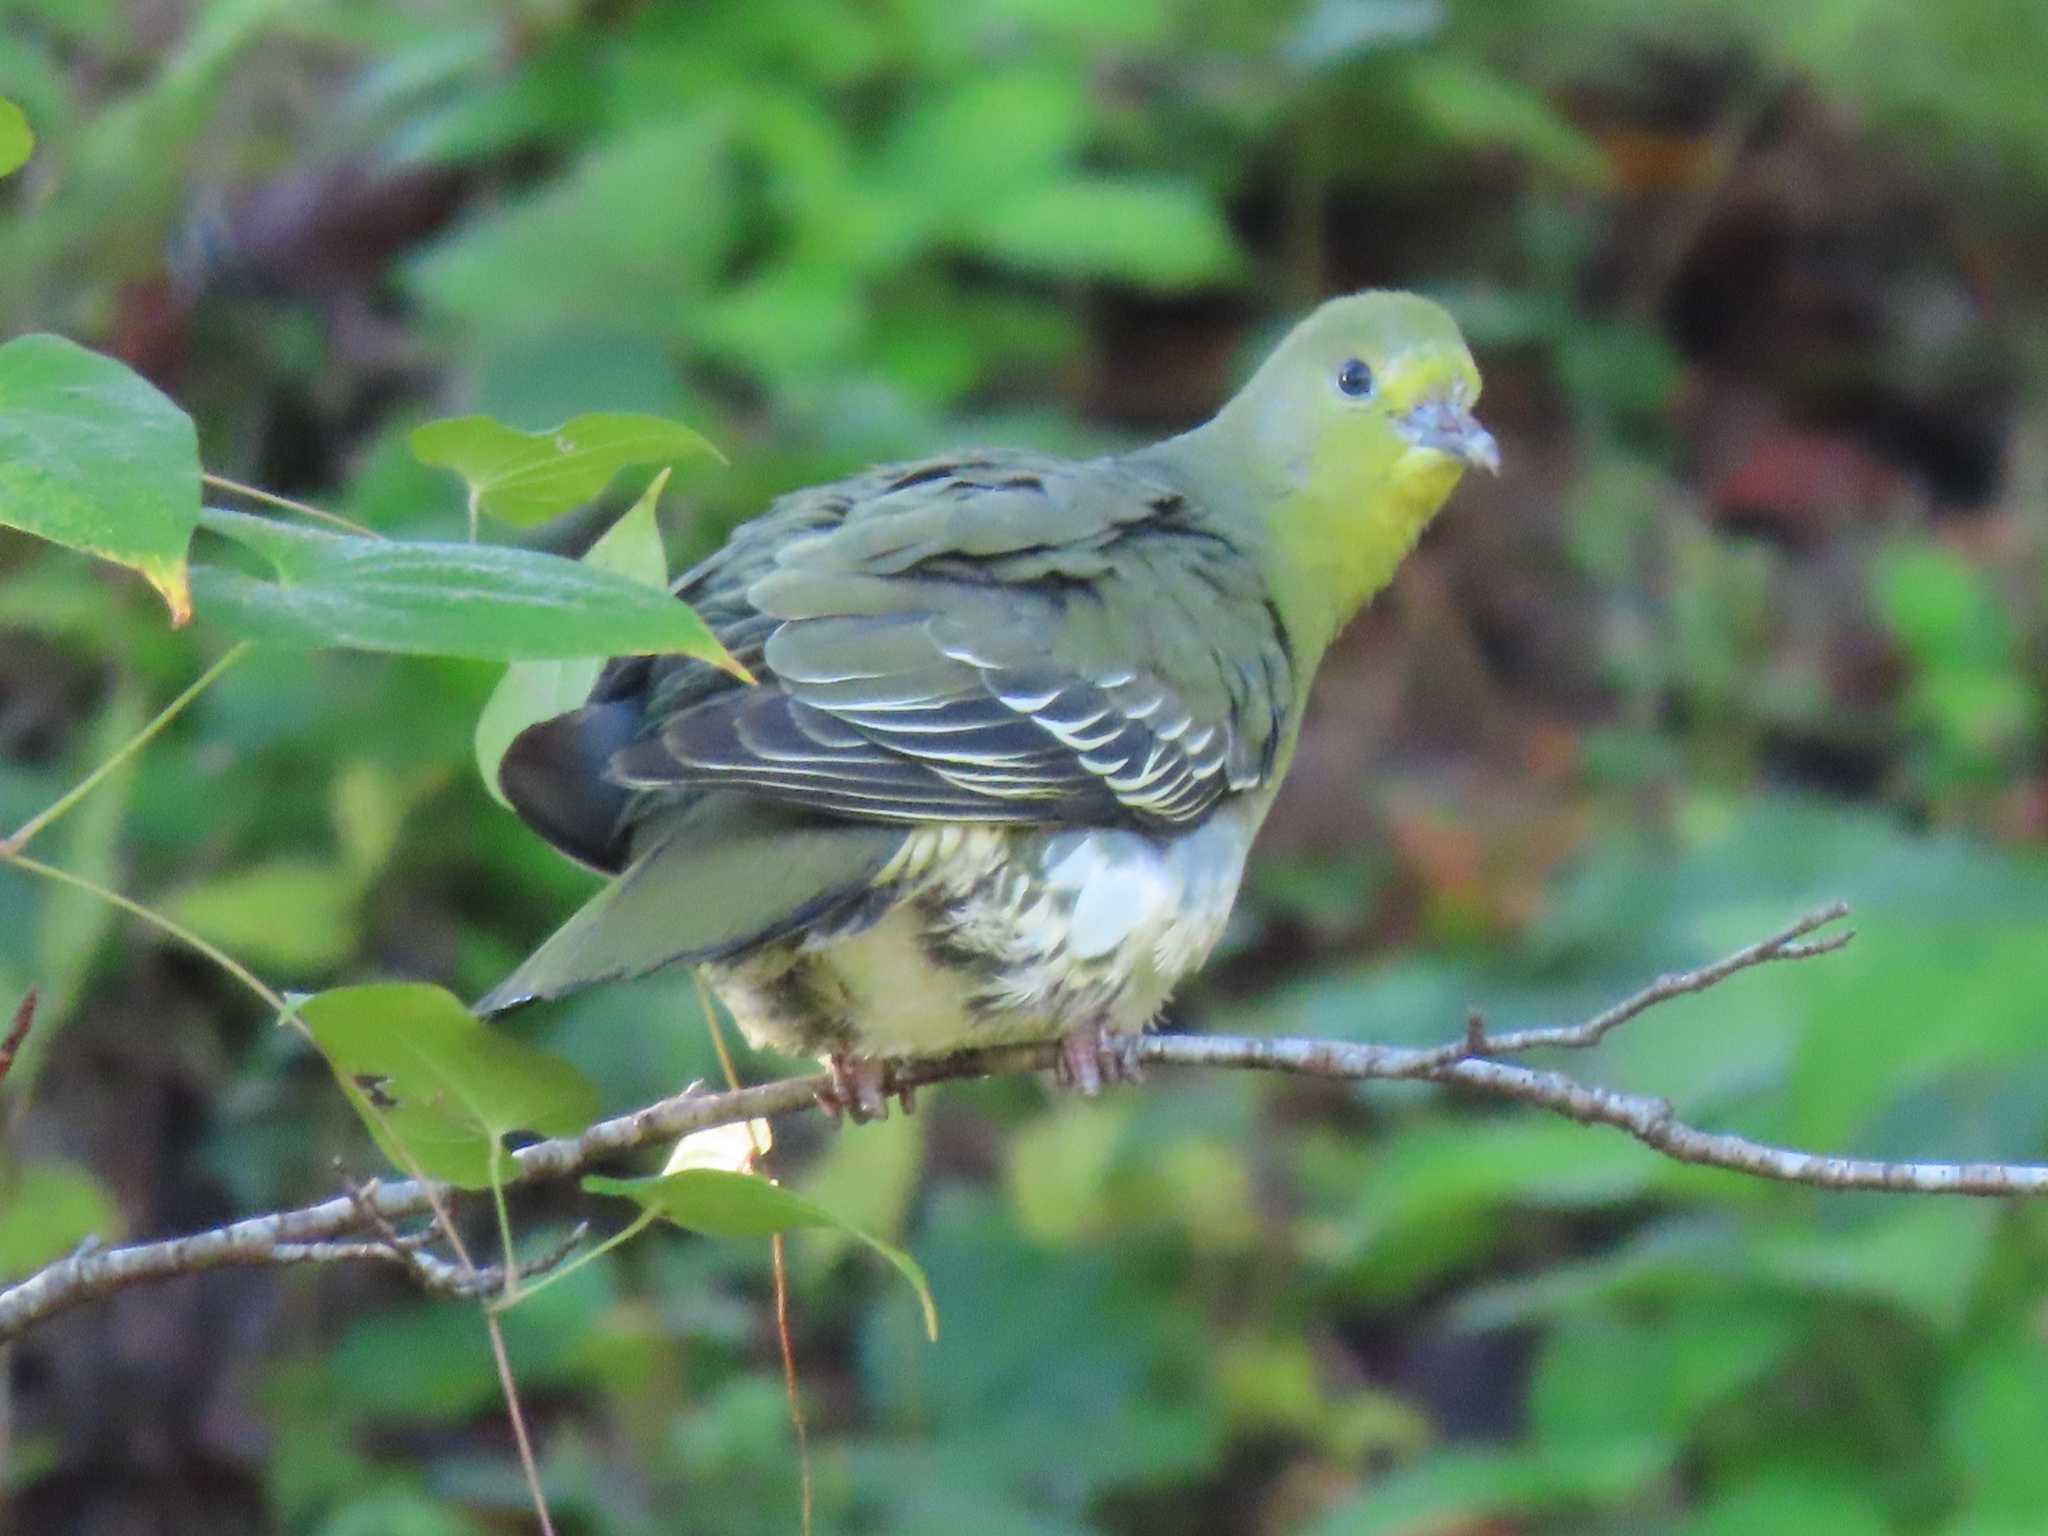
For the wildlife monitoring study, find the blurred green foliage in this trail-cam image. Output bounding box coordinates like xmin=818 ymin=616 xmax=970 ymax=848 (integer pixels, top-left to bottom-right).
xmin=4 ymin=0 xmax=2048 ymax=1533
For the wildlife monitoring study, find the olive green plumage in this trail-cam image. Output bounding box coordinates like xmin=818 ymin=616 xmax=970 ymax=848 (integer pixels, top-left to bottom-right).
xmin=479 ymin=292 xmax=1496 ymax=1085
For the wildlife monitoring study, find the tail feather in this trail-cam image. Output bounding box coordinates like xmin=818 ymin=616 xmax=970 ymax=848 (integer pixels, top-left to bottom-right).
xmin=476 ymin=793 xmax=903 ymax=1013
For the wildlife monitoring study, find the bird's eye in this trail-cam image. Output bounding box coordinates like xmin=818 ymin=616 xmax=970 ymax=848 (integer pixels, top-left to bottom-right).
xmin=1335 ymin=358 xmax=1374 ymax=399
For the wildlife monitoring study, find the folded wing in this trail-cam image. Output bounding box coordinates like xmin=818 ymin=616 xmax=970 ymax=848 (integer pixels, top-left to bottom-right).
xmin=603 ymin=452 xmax=1295 ymax=833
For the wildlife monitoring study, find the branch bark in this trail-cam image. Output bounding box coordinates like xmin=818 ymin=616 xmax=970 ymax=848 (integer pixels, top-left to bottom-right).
xmin=3 ymin=902 xmax=2042 ymax=1345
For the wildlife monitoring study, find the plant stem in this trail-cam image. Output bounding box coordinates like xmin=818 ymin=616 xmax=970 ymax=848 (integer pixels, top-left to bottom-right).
xmin=483 ymin=1307 xmax=556 ymax=1535
xmin=201 ymin=472 xmax=382 ymax=538
xmin=490 ymin=1145 xmax=520 ymax=1304
xmin=773 ymin=1231 xmax=814 ymax=1536
xmin=376 ymin=1121 xmax=558 ymax=1536
xmin=494 ymin=1210 xmax=656 ymax=1311
xmin=0 ymin=851 xmax=284 ymax=1012
xmin=697 ymin=969 xmax=811 ymax=1530
xmin=3 ymin=643 xmax=252 ymax=856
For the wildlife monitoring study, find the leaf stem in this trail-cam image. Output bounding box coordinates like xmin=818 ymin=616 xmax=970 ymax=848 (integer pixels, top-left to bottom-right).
xmin=0 ymin=850 xmax=284 ymax=1012
xmin=493 ymin=1210 xmax=656 ymax=1312
xmin=3 ymin=643 xmax=252 ymax=856
xmin=490 ymin=1144 xmax=520 ymax=1304
xmin=201 ymin=472 xmax=382 ymax=539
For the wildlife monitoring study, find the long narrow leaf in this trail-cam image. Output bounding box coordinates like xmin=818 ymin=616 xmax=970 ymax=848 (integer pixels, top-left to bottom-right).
xmin=194 ymin=508 xmax=741 ymax=670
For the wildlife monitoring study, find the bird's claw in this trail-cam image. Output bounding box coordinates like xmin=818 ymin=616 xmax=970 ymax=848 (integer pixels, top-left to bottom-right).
xmin=1053 ymin=1025 xmax=1144 ymax=1096
xmin=817 ymin=1053 xmax=911 ymax=1123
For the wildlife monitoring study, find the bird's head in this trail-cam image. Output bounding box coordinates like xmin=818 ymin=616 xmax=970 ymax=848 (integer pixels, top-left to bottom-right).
xmin=1235 ymin=289 xmax=1496 ymax=501
xmin=1208 ymin=290 xmax=1496 ymax=647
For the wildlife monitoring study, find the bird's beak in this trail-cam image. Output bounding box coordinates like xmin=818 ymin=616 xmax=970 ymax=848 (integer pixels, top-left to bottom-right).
xmin=1396 ymin=395 xmax=1501 ymax=476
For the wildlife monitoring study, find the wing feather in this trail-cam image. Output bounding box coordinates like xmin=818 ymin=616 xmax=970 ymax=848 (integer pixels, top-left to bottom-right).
xmin=505 ymin=449 xmax=1295 ymax=855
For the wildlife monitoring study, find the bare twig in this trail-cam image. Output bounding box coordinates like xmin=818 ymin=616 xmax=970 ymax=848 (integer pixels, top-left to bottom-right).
xmin=1422 ymin=902 xmax=1853 ymax=1067
xmin=337 ymin=1178 xmax=589 ymax=1301
xmin=4 ymin=902 xmax=2045 ymax=1346
xmin=269 ymin=1239 xmax=484 ymax=1293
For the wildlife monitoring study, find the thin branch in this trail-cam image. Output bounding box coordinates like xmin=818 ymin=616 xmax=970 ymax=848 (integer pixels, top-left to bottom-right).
xmin=5 ymin=903 xmax=2047 ymax=1347
xmin=269 ymin=1239 xmax=484 ymax=1292
xmin=340 ymin=1177 xmax=586 ymax=1300
xmin=1414 ymin=901 xmax=1854 ymax=1067
xmin=0 ymin=991 xmax=35 ymax=1089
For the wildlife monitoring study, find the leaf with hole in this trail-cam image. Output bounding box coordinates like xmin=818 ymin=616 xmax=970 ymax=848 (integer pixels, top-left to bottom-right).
xmin=473 ymin=471 xmax=670 ymax=807
xmin=192 ymin=507 xmax=741 ymax=671
xmin=300 ymin=983 xmax=600 ymax=1189
xmin=0 ymin=334 xmax=199 ymax=622
xmin=585 ymin=1167 xmax=938 ymax=1340
xmin=409 ymin=411 xmax=722 ymax=530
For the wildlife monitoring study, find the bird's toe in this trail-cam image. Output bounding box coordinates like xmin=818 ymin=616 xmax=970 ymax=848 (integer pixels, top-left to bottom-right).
xmin=821 ymin=1052 xmax=896 ymax=1124
xmin=1054 ymin=1024 xmax=1142 ymax=1097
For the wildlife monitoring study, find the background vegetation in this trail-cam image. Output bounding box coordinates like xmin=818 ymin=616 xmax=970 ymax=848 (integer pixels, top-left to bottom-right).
xmin=5 ymin=0 xmax=2048 ymax=1531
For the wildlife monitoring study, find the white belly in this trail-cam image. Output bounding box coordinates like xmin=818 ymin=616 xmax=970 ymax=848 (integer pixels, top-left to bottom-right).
xmin=709 ymin=807 xmax=1259 ymax=1060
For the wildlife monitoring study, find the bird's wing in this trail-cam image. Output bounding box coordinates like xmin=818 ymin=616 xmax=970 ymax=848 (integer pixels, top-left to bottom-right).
xmin=605 ymin=449 xmax=1297 ymax=830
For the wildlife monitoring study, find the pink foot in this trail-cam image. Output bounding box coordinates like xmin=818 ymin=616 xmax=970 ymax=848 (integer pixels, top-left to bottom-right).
xmin=816 ymin=1053 xmax=911 ymax=1123
xmin=1053 ymin=1024 xmax=1145 ymax=1097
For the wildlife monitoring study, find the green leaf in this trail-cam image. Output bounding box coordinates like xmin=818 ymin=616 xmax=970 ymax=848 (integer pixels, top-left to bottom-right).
xmin=1873 ymin=542 xmax=2016 ymax=672
xmin=1529 ymin=1309 xmax=1797 ymax=1450
xmin=1298 ymin=1440 xmax=1669 ymax=1536
xmin=405 ymin=119 xmax=736 ymax=345
xmin=160 ymin=858 xmax=363 ymax=977
xmin=1754 ymin=1199 xmax=1998 ymax=1332
xmin=882 ymin=67 xmax=1087 ymax=219
xmin=800 ymin=1106 xmax=926 ymax=1264
xmin=1406 ymin=55 xmax=1610 ymax=184
xmin=0 ymin=334 xmax=200 ymax=622
xmin=192 ymin=508 xmax=741 ymax=670
xmin=585 ymin=1167 xmax=938 ymax=1340
xmin=1005 ymin=1099 xmax=1129 ymax=1245
xmin=962 ymin=177 xmax=1245 ymax=291
xmin=0 ymin=96 xmax=31 ymax=177
xmin=330 ymin=1253 xmax=613 ymax=1422
xmin=473 ymin=472 xmax=669 ymax=807
xmin=331 ymin=761 xmax=410 ymax=885
xmin=1942 ymin=1332 xmax=2048 ymax=1520
xmin=300 ymin=982 xmax=600 ymax=1188
xmin=312 ymin=1489 xmax=483 ymax=1536
xmin=409 ymin=411 xmax=721 ymax=530
xmin=0 ymin=1160 xmax=120 ymax=1276
xmin=1674 ymin=1478 xmax=1890 ymax=1536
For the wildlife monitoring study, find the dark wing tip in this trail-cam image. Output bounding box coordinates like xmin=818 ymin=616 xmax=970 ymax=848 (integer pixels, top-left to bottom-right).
xmin=499 ymin=702 xmax=642 ymax=874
